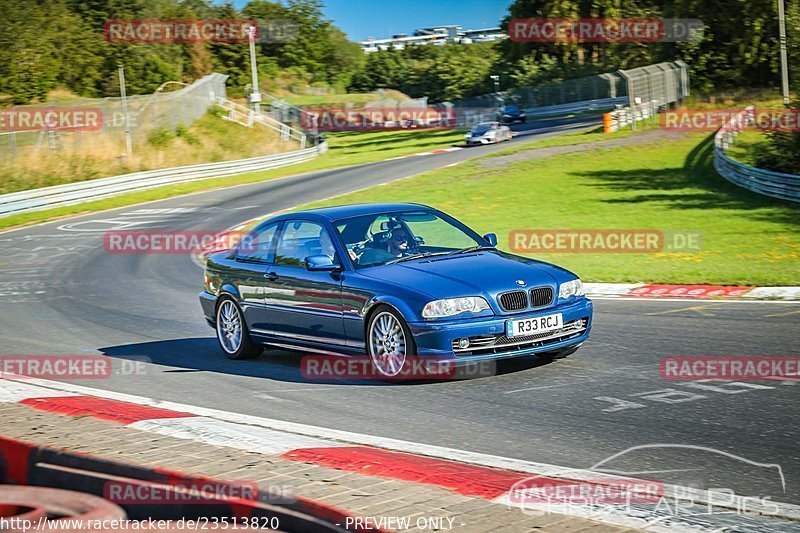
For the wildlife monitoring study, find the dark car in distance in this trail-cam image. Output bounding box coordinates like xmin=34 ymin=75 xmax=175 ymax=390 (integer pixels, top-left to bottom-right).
xmin=499 ymin=105 xmax=527 ymax=124
xmin=200 ymin=203 xmax=592 ymax=378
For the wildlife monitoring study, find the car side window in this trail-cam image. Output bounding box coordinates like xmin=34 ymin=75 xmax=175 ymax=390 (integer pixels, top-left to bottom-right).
xmin=275 ymin=220 xmax=339 ymax=267
xmin=235 ymin=223 xmax=278 ymax=263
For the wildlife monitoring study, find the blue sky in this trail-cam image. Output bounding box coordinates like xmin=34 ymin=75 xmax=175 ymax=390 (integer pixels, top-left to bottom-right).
xmin=321 ymin=0 xmax=513 ymax=41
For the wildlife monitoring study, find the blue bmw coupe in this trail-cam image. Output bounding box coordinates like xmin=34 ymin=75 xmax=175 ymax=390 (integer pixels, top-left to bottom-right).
xmin=200 ymin=203 xmax=592 ymax=377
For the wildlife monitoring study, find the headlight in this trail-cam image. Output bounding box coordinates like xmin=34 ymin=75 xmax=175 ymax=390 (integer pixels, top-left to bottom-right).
xmin=422 ymin=297 xmax=490 ymax=318
xmin=559 ymin=279 xmax=585 ymax=300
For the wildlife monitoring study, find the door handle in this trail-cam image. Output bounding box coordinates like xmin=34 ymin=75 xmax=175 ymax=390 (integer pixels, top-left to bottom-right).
xmin=264 ymin=272 xmax=278 ymax=281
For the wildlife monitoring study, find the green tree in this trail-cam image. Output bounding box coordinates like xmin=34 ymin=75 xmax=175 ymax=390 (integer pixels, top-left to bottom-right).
xmin=0 ymin=0 xmax=60 ymax=103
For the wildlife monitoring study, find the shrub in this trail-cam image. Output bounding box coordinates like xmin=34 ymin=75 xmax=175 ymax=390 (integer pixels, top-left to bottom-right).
xmin=175 ymin=124 xmax=200 ymax=146
xmin=147 ymin=128 xmax=174 ymax=148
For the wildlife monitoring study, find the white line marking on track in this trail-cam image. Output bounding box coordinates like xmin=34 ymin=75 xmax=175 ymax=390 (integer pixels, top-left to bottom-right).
xmin=504 ymin=383 xmax=571 ymax=394
xmin=129 ymin=417 xmax=344 ymax=455
xmin=269 ymin=387 xmax=342 ymax=393
xmin=3 ymin=374 xmax=800 ymax=525
xmin=0 ymin=379 xmax=80 ymax=402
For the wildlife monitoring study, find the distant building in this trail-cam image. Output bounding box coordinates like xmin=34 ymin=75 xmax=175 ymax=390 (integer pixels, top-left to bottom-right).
xmin=360 ymin=24 xmax=504 ymax=53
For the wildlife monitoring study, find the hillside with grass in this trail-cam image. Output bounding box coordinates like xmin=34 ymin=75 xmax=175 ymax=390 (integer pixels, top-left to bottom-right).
xmin=0 ymin=106 xmax=295 ymax=195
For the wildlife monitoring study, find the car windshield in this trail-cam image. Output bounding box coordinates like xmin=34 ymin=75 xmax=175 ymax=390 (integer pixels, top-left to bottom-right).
xmin=504 ymin=106 xmax=520 ymax=113
xmin=472 ymin=123 xmax=495 ymax=133
xmin=335 ymin=210 xmax=484 ymax=268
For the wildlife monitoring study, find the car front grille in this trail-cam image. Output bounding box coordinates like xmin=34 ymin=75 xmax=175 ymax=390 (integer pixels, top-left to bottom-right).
xmin=498 ymin=290 xmax=527 ymax=311
xmin=498 ymin=286 xmax=554 ymax=312
xmin=451 ymin=318 xmax=588 ymax=357
xmin=529 ymin=287 xmax=554 ymax=308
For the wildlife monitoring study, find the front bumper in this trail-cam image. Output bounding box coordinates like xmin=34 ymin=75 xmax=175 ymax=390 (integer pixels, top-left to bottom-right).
xmin=199 ymin=290 xmax=217 ymax=327
xmin=408 ymin=297 xmax=592 ymax=364
xmin=465 ymin=137 xmax=495 ymax=145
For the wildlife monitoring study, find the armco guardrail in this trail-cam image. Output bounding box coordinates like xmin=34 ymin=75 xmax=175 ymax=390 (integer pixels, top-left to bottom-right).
xmin=603 ymin=100 xmax=659 ymax=132
xmin=0 ymin=143 xmax=326 ymax=217
xmin=713 ymin=106 xmax=800 ymax=204
xmin=456 ymin=97 xmax=628 ymax=128
xmin=523 ymin=97 xmax=628 ymax=118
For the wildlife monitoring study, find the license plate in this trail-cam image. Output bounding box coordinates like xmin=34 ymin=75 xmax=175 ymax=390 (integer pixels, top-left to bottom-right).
xmin=507 ymin=313 xmax=563 ymax=338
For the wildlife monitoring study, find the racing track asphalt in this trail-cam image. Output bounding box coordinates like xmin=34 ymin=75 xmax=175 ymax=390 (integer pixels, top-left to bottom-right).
xmin=1 ymin=114 xmax=798 ymax=506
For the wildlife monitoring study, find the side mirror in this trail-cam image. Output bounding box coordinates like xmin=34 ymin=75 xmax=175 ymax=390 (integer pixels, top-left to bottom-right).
xmin=483 ymin=233 xmax=498 ymax=247
xmin=304 ymin=255 xmax=337 ymax=271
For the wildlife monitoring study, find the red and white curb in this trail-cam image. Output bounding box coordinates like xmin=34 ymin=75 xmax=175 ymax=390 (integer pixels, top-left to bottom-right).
xmin=385 ymin=146 xmax=463 ymax=161
xmin=585 ymin=283 xmax=800 ymax=301
xmin=1 ymin=375 xmax=799 ymax=532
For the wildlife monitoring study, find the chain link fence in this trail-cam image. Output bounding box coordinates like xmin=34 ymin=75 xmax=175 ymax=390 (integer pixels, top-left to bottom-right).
xmin=453 ymin=61 xmax=689 ymax=112
xmin=0 ymin=73 xmax=228 ymax=160
xmin=508 ymin=72 xmax=626 ymax=108
xmin=618 ymin=61 xmax=689 ymax=107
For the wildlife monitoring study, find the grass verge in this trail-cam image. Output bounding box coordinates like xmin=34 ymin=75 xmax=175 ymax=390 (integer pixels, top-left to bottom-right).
xmin=724 ymin=130 xmax=770 ymax=167
xmin=295 ymin=131 xmax=799 ymax=286
xmin=0 ymin=121 xmax=670 ymax=234
xmin=0 ymin=109 xmax=292 ymax=195
xmin=0 ymin=127 xmax=465 ymax=231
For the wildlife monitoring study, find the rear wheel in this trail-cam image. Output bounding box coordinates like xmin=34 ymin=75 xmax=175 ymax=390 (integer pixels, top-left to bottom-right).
xmin=367 ymin=306 xmax=416 ymax=379
xmin=216 ymin=298 xmax=263 ymax=360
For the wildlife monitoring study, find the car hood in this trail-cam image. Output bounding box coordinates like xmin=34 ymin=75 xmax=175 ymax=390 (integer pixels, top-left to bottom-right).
xmin=359 ymin=250 xmax=570 ymax=305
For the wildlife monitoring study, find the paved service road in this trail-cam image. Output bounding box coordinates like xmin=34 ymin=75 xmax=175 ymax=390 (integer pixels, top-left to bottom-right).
xmin=1 ymin=114 xmax=797 ymax=505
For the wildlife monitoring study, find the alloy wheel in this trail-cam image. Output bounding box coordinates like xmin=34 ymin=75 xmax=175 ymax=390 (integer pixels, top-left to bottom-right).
xmin=217 ymin=300 xmax=243 ymax=354
xmin=369 ymin=311 xmax=407 ymax=377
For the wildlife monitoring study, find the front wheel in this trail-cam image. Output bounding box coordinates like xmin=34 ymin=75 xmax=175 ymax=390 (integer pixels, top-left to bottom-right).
xmin=216 ymin=298 xmax=263 ymax=360
xmin=367 ymin=306 xmax=416 ymax=379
